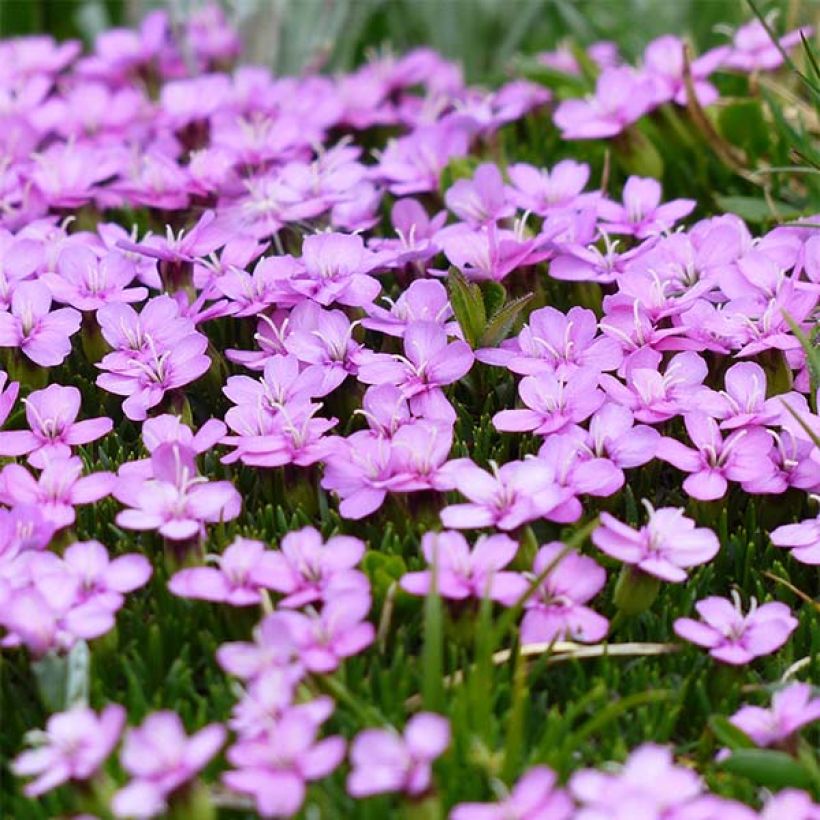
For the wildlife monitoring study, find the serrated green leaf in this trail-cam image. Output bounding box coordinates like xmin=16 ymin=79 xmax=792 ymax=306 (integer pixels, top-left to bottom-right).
xmin=448 ymin=268 xmax=486 ymax=348
xmin=479 ymin=293 xmax=533 ymax=348
xmin=720 ymin=748 xmax=814 ymax=790
xmin=481 ymin=281 xmax=507 ymax=320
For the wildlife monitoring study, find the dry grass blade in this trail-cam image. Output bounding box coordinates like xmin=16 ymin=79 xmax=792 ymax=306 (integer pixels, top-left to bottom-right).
xmin=405 ymin=641 xmax=679 ymax=709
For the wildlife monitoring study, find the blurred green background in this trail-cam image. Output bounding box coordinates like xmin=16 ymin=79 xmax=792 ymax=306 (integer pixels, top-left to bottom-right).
xmin=0 ymin=0 xmax=816 ymax=79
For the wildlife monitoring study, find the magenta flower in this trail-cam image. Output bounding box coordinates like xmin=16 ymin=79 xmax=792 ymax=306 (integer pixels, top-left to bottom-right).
xmin=593 ymin=503 xmax=719 ymax=582
xmin=570 ymin=744 xmax=703 ymax=818
xmin=114 ymin=442 xmax=240 ymax=540
xmin=438 ymin=223 xmax=541 ymax=283
xmin=444 ymin=163 xmax=514 ymax=225
xmin=217 ymin=612 xmax=304 ymax=684
xmin=451 ymin=765 xmax=573 ymax=820
xmin=599 ymin=351 xmax=708 ymax=424
xmin=729 ymin=683 xmax=820 ymax=749
xmin=1 ymin=456 xmax=114 ymax=530
xmin=583 ymin=403 xmax=660 ymax=469
xmin=358 ymin=320 xmax=473 ymax=421
xmin=97 ymin=330 xmax=211 ymax=421
xmin=643 ymin=35 xmax=728 ymax=107
xmin=674 ymin=593 xmax=798 ymax=664
xmin=0 ymin=581 xmax=117 ymax=656
xmin=169 ymin=537 xmax=284 ymax=606
xmin=0 ymin=383 xmax=112 ymax=468
xmin=321 ymin=431 xmax=397 ymax=519
xmin=521 ymin=542 xmax=609 ymax=644
xmin=224 ymin=709 xmax=345 ymax=818
xmin=44 ymin=245 xmax=146 ymax=311
xmin=112 ymin=712 xmax=226 ymax=819
xmin=760 ymin=789 xmax=820 ymax=820
xmin=697 ymin=361 xmax=781 ymax=429
xmin=724 ymin=20 xmax=813 ymax=72
xmin=401 ymin=530 xmax=526 ymax=605
xmin=478 ymin=305 xmax=622 ymax=378
xmin=376 ymin=122 xmax=470 ymax=195
xmin=0 ymin=370 xmax=19 ymax=427
xmin=12 ymin=704 xmax=125 ymax=797
xmin=259 ymin=526 xmax=367 ymax=608
xmin=553 ymin=67 xmax=655 ymax=139
xmin=31 ymin=539 xmax=151 ymax=612
xmin=368 ymin=198 xmax=446 ymax=269
xmin=507 ymin=160 xmax=594 ymax=215
xmin=0 ymin=280 xmax=80 ymax=366
xmin=440 ymin=458 xmax=569 ymax=530
xmin=493 ymin=367 xmax=605 ymax=436
xmin=598 ymin=177 xmax=695 ymax=238
xmin=347 ymin=712 xmax=450 ymax=797
xmin=656 ymin=411 xmax=775 ymax=500
xmin=288 ymin=232 xmax=383 ymax=308
xmin=770 ymin=514 xmax=820 ymax=566
xmin=277 ymin=590 xmax=375 ymax=673
xmin=363 ymin=279 xmax=454 ymax=338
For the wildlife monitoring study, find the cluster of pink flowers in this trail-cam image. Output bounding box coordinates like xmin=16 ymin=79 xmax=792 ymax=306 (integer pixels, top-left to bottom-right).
xmin=1 ymin=5 xmax=817 ymax=819
xmin=546 ymin=22 xmax=813 ymax=140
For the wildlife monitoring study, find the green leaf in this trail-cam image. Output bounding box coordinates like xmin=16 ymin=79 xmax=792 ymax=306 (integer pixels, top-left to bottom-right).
xmin=479 ymin=293 xmax=533 ymax=348
xmin=708 ymin=715 xmax=756 ymax=751
xmin=720 ymin=748 xmax=814 ymax=790
xmin=32 ymin=641 xmax=90 ymax=713
xmin=447 ymin=269 xmax=486 ymax=348
xmin=718 ymin=101 xmax=769 ymax=161
xmin=421 ymin=559 xmax=444 ymax=712
xmin=481 ymin=281 xmax=507 ymax=321
xmin=714 ymin=195 xmax=803 ymax=223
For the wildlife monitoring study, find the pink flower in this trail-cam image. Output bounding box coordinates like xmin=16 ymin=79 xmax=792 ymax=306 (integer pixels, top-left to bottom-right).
xmin=440 ymin=458 xmax=569 ymax=531
xmin=169 ymin=537 xmax=285 ymax=606
xmin=0 ymin=280 xmax=80 ymax=366
xmin=507 ymin=160 xmax=594 ymax=215
xmin=276 ymin=591 xmax=375 ymax=673
xmin=724 ymin=20 xmax=813 ymax=72
xmin=358 ymin=320 xmax=474 ymax=421
xmin=592 ymin=502 xmax=719 ymax=582
xmin=347 ymin=712 xmax=450 ymax=797
xmin=444 ymin=163 xmax=515 ymax=225
xmin=400 ymin=530 xmax=527 ymax=605
xmin=493 ymin=367 xmax=605 ymax=436
xmin=112 ymin=712 xmax=226 ymax=819
xmin=12 ymin=704 xmax=125 ymax=797
xmin=598 ymin=176 xmax=695 ymax=238
xmin=656 ymin=412 xmax=775 ymax=500
xmin=696 ymin=361 xmax=782 ymax=429
xmin=729 ymin=683 xmax=820 ymax=748
xmin=674 ymin=593 xmax=798 ymax=664
xmin=0 ymin=383 xmax=112 ymax=468
xmin=451 ymin=765 xmax=574 ymax=820
xmin=287 ymin=232 xmax=382 ymax=308
xmin=258 ymin=526 xmax=367 ymax=608
xmin=478 ymin=305 xmax=622 ymax=378
xmin=570 ymin=744 xmax=704 ymax=818
xmin=363 ymin=279 xmax=454 ymax=338
xmin=1 ymin=456 xmax=114 ymax=530
xmin=770 ymin=514 xmax=820 ymax=565
xmin=114 ymin=442 xmax=240 ymax=540
xmin=44 ymin=245 xmax=146 ymax=311
xmin=31 ymin=539 xmax=151 ymax=612
xmin=553 ymin=67 xmax=655 ymax=140
xmin=224 ymin=709 xmax=345 ymax=818
xmin=521 ymin=542 xmax=609 ymax=644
